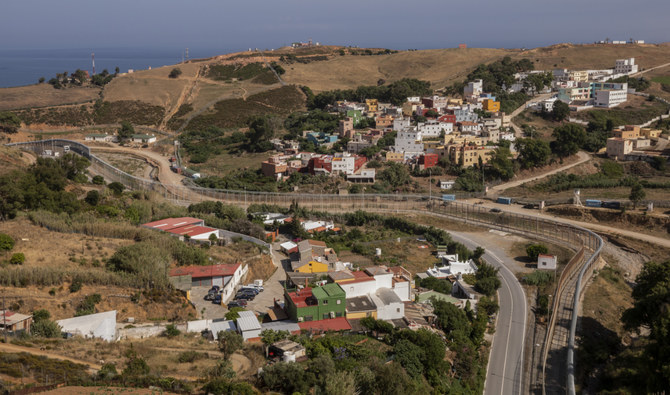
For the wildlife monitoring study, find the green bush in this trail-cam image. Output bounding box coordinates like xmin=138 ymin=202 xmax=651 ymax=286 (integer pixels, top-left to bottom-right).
xmin=31 ymin=319 xmax=61 ymax=338
xmin=526 ymin=244 xmax=548 ymax=261
xmin=91 ymin=175 xmax=105 ymax=185
xmin=9 ymin=252 xmax=25 ymax=265
xmin=0 ymin=233 xmax=14 ymax=251
xmin=522 ymin=270 xmax=554 ymax=286
xmin=165 ymin=324 xmax=181 ymax=338
xmin=69 ymin=278 xmax=82 ymax=293
xmin=177 ymin=350 xmax=205 ymax=363
xmin=168 ymin=68 xmax=182 ymax=79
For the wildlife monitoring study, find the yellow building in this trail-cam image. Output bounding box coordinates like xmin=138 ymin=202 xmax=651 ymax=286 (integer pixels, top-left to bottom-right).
xmin=640 ymin=128 xmax=662 ymax=138
xmin=447 ymin=144 xmax=494 ymax=168
xmin=365 ymin=99 xmax=378 ymax=113
xmin=447 ymin=98 xmax=463 ymax=106
xmin=386 ymin=152 xmax=405 ymax=162
xmin=483 ymin=99 xmax=501 ymax=112
xmin=295 ymin=260 xmax=329 ymax=274
xmin=569 ymin=70 xmax=589 ymax=82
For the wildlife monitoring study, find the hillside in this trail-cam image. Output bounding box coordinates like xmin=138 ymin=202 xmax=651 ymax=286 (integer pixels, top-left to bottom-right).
xmin=2 ymin=43 xmax=670 ymax=132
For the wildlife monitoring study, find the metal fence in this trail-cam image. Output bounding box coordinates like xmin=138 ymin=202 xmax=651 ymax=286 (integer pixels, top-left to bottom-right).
xmin=7 ymin=139 xmax=603 ymax=393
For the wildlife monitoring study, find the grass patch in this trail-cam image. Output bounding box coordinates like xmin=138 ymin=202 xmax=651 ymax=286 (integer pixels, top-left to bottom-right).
xmin=651 ymin=76 xmax=670 ymax=85
xmin=206 ymin=63 xmax=275 ymax=84
xmin=572 ymin=95 xmax=670 ymax=126
xmin=14 ymin=100 xmax=165 ymax=127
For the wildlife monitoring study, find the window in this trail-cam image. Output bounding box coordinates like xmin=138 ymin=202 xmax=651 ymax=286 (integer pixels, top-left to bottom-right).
xmin=304 ymin=316 xmax=313 ymax=322
xmin=322 ymin=299 xmax=328 ymax=305
xmin=397 ymin=308 xmax=401 ymax=313
xmin=337 ymin=300 xmax=341 ymax=305
xmin=323 ymin=313 xmax=329 ymax=320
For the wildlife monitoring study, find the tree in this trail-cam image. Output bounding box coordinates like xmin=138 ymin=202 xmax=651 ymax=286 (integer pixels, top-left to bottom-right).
xmin=526 ymin=244 xmax=548 ymax=261
xmin=9 ymin=252 xmax=25 ymax=265
xmin=551 ymin=124 xmax=586 ymax=157
xmin=622 ymin=261 xmax=670 ymax=391
xmin=38 ymin=77 xmax=45 ymax=84
xmin=218 ymin=330 xmax=243 ymax=360
xmin=379 ymin=162 xmax=411 ymax=188
xmin=552 ymin=100 xmax=570 ymax=122
xmin=393 ymin=339 xmax=425 ymax=377
xmin=85 ymin=190 xmax=100 ymax=206
xmin=108 ymin=181 xmax=125 ymax=196
xmin=487 ymin=147 xmax=515 ymax=181
xmin=261 ymin=361 xmax=315 ymax=394
xmin=0 ymin=112 xmax=22 ymax=134
xmin=91 ymin=175 xmax=105 ymax=185
xmin=629 ymin=183 xmax=646 ymax=209
xmin=0 ymin=233 xmax=14 ymax=251
xmin=31 ymin=319 xmax=61 ymax=338
xmin=417 ymin=276 xmax=452 ymax=294
xmin=32 ymin=309 xmax=51 ymax=322
xmin=260 ymin=329 xmax=290 ymax=346
xmin=208 ymin=233 xmax=218 ymax=246
xmin=516 ymin=138 xmax=551 ymax=169
xmin=118 ymin=121 xmax=135 ymax=141
xmin=169 ymin=68 xmax=182 ymax=79
xmin=323 ymin=371 xmax=357 ymax=395
xmin=474 ymin=261 xmax=501 ymax=296
xmin=202 ymin=379 xmax=255 ymax=395
xmin=246 ymin=116 xmax=276 ymax=152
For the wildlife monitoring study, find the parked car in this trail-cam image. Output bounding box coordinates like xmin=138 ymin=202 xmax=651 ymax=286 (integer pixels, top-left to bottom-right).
xmin=490 ymin=208 xmax=502 ymax=213
xmin=228 ymin=300 xmax=247 ymax=309
xmin=239 ymin=287 xmax=259 ymax=295
xmin=212 ymin=294 xmax=222 ymax=304
xmin=241 ymin=285 xmax=263 ymax=293
xmin=209 ymin=285 xmax=221 ymax=293
xmin=235 ymin=293 xmax=255 ymax=301
xmin=204 ymin=293 xmax=214 ymax=301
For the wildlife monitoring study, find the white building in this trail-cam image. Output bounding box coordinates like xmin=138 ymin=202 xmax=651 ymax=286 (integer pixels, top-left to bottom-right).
xmin=393 ymin=117 xmax=411 ymax=131
xmin=57 ymin=310 xmax=117 ymax=342
xmin=464 ymin=79 xmax=483 ymax=97
xmin=539 ymin=97 xmax=558 ymax=112
xmin=594 ymin=89 xmax=628 ymax=108
xmin=426 ymin=254 xmax=478 ymax=278
xmin=371 ymin=288 xmax=405 ymax=320
xmin=236 ymin=310 xmax=262 ymax=341
xmin=537 ymin=254 xmax=557 ymax=270
xmin=331 ymin=153 xmax=359 ymax=175
xmin=439 ymin=180 xmax=455 ymax=190
xmin=393 ymin=130 xmax=424 ymax=157
xmin=615 ymin=58 xmax=638 ymax=74
xmin=418 ymin=121 xmax=453 ymax=137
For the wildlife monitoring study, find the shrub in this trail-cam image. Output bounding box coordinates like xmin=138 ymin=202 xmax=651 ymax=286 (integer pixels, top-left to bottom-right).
xmin=31 ymin=319 xmax=61 ymax=338
xmin=108 ymin=182 xmax=125 ymax=195
xmin=0 ymin=233 xmax=14 ymax=251
xmin=9 ymin=253 xmax=25 ymax=265
xmin=32 ymin=309 xmax=51 ymax=322
xmin=69 ymin=278 xmax=82 ymax=293
xmin=85 ymin=190 xmax=100 ymax=206
xmin=168 ymin=68 xmax=182 ymax=79
xmin=91 ymin=175 xmax=105 ymax=185
xmin=177 ymin=350 xmax=205 ymax=363
xmin=526 ymin=244 xmax=548 ymax=261
xmin=165 ymin=324 xmax=181 ymax=338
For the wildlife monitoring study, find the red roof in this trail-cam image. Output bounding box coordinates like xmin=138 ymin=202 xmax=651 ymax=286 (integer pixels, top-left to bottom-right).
xmin=298 ymin=317 xmax=351 ymax=332
xmin=287 ymin=287 xmax=316 ymax=308
xmin=169 ymin=263 xmax=241 ymax=279
xmin=142 ymin=217 xmax=204 ymax=231
xmin=166 ymin=224 xmax=218 ymax=238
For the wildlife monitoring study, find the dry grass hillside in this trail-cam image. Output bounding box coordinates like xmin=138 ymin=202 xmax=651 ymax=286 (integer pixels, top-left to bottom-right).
xmin=0 ymin=84 xmax=100 ymax=111
xmin=282 ymin=48 xmax=515 ymax=91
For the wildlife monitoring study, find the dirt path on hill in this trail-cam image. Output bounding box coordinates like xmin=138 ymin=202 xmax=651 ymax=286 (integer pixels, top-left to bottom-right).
xmin=487 ymin=151 xmax=591 ymax=195
xmin=159 ymin=67 xmax=202 ymax=131
xmin=0 ymin=342 xmax=102 ymax=374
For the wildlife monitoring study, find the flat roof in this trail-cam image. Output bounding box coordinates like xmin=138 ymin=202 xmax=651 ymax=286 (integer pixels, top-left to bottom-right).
xmin=236 ymin=310 xmax=262 ymax=332
xmin=312 ymin=283 xmax=345 ymax=299
xmin=142 ymin=217 xmax=204 ymax=231
xmin=346 ymin=296 xmax=376 ymax=312
xmin=0 ymin=310 xmax=32 ymax=326
xmin=298 ymin=317 xmax=351 ymax=332
xmin=287 ymin=287 xmax=317 ymax=308
xmin=375 ymin=288 xmax=403 ymax=305
xmin=169 ymin=263 xmax=240 ymax=279
xmin=166 ymin=224 xmax=218 ymax=237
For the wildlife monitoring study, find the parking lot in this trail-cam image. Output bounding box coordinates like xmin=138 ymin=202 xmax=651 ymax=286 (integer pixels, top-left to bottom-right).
xmin=190 ymin=286 xmax=228 ymax=320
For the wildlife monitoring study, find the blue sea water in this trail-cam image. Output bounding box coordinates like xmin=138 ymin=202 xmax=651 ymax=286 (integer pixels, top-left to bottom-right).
xmin=0 ymin=47 xmax=224 ymax=88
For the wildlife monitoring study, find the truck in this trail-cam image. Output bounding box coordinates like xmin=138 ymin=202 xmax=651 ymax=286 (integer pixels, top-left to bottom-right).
xmin=497 ymin=197 xmax=512 ymax=205
xmin=442 ymin=194 xmax=456 ymax=202
xmin=602 ymin=201 xmax=621 ymax=209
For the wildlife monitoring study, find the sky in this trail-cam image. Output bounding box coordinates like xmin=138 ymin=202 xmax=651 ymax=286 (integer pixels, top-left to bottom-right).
xmin=2 ymin=0 xmax=669 ymax=53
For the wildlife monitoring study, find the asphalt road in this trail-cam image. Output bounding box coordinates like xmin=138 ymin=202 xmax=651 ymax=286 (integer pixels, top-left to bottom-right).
xmin=450 ymin=231 xmax=527 ymax=395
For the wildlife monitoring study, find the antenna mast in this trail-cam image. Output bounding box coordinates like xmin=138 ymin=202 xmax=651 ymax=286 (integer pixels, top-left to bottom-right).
xmin=91 ymin=53 xmax=96 ymax=75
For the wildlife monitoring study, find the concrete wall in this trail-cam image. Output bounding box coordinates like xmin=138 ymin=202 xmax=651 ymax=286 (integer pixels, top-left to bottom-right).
xmin=341 ymin=280 xmax=377 ymax=298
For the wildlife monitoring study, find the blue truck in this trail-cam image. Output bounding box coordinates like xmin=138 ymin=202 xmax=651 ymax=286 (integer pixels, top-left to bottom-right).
xmin=442 ymin=194 xmax=456 ymax=202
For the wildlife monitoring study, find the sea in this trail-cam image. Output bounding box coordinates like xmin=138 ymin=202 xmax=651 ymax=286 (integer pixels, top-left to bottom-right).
xmin=0 ymin=47 xmax=228 ymax=88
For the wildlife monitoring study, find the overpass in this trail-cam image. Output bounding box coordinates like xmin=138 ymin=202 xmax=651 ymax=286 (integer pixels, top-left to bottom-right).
xmin=7 ymin=139 xmax=603 ymax=394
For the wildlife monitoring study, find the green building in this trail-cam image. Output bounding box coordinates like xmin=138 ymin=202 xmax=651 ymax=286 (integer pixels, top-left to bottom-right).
xmin=285 ymin=283 xmax=346 ymax=322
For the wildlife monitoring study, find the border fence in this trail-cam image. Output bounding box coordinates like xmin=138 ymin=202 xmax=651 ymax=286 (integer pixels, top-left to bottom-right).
xmin=7 ymin=139 xmax=603 ymax=394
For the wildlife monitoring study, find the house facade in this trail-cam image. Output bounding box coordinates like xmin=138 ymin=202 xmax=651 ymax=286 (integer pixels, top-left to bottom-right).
xmin=285 ymin=283 xmax=346 ymax=322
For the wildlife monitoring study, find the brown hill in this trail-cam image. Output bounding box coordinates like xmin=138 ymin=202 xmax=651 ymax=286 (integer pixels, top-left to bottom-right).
xmin=2 ymin=43 xmax=670 ymax=131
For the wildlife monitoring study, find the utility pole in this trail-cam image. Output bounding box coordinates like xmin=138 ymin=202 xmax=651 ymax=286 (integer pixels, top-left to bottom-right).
xmin=2 ymin=294 xmax=7 ymax=343
xmin=429 ymin=167 xmax=432 ymax=205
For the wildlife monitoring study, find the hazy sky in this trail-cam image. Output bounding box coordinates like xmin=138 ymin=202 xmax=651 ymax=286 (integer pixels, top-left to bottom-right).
xmin=2 ymin=0 xmax=669 ymax=52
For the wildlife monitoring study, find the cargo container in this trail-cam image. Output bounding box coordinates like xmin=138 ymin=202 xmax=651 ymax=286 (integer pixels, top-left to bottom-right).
xmin=442 ymin=194 xmax=456 ymax=201
xmin=497 ymin=197 xmax=512 ymax=205
xmin=585 ymin=199 xmax=602 ymax=208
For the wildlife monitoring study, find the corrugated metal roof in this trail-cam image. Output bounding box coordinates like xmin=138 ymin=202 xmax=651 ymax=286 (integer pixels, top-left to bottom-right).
xmin=236 ymin=310 xmax=261 ymax=331
xmin=261 ymin=321 xmax=301 ymax=334
xmin=211 ymin=320 xmax=237 ymax=339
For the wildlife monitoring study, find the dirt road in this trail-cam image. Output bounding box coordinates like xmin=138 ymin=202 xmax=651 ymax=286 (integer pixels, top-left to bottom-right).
xmin=487 ymin=151 xmax=591 ymax=195
xmin=0 ymin=342 xmax=102 ymax=374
